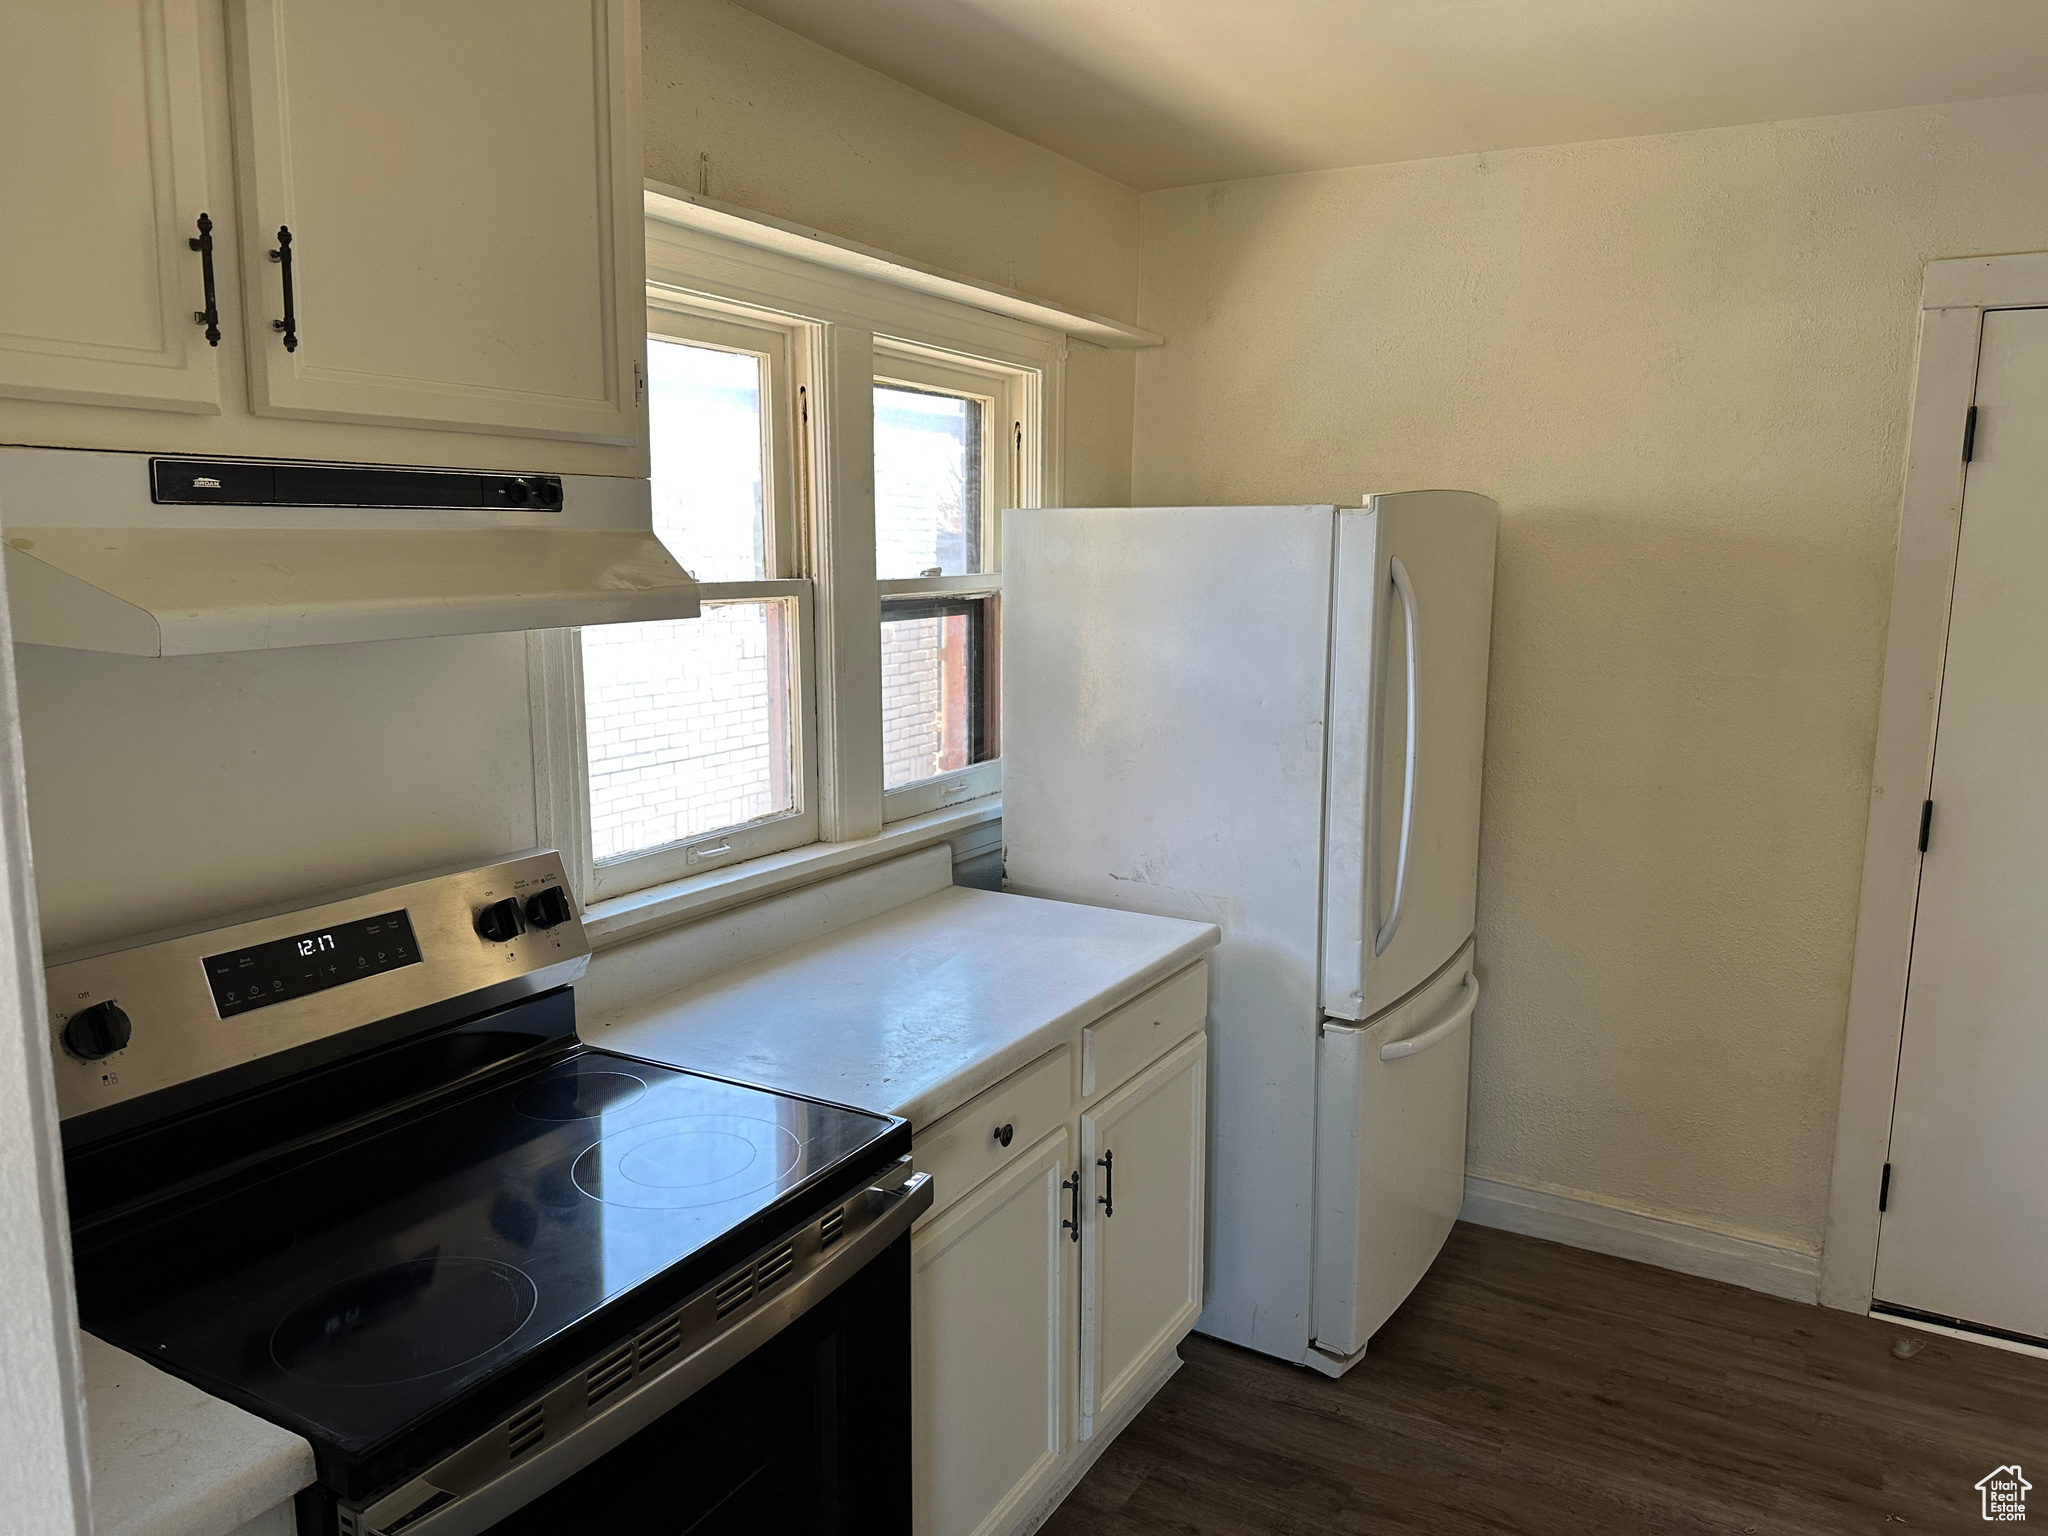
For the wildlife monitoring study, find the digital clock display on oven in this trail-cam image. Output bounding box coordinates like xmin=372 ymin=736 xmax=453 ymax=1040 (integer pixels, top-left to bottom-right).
xmin=203 ymin=910 xmax=421 ymax=1018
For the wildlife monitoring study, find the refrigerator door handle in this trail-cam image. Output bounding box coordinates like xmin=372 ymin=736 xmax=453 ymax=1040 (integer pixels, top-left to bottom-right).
xmin=1380 ymin=973 xmax=1479 ymax=1061
xmin=1374 ymin=555 xmax=1420 ymax=957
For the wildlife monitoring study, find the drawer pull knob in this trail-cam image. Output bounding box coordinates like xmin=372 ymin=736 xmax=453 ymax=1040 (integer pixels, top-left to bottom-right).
xmin=992 ymin=1122 xmax=1014 ymax=1147
xmin=1096 ymin=1148 xmax=1115 ymax=1218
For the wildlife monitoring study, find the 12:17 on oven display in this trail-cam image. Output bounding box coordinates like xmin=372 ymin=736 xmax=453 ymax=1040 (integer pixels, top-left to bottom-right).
xmin=204 ymin=911 xmax=422 ymax=1018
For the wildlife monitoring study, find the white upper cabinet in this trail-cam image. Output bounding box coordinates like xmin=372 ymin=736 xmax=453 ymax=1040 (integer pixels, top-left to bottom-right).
xmin=0 ymin=0 xmax=222 ymax=412
xmin=228 ymin=0 xmax=643 ymax=445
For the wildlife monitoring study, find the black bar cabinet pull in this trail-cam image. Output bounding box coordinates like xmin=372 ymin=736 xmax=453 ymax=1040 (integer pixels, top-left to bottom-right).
xmin=1096 ymin=1149 xmax=1115 ymax=1218
xmin=1061 ymin=1171 xmax=1081 ymax=1243
xmin=188 ymin=213 xmax=220 ymax=346
xmin=268 ymin=224 xmax=298 ymax=353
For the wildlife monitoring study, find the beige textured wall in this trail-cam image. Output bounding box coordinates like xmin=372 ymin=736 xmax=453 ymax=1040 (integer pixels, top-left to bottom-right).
xmin=642 ymin=0 xmax=1141 ymax=505
xmin=20 ymin=8 xmax=1143 ymax=953
xmin=1132 ymin=93 xmax=2048 ymax=1252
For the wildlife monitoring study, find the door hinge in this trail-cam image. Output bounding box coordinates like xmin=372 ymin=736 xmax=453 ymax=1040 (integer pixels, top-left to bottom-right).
xmin=1879 ymin=1162 xmax=1892 ymax=1212
xmin=1962 ymin=405 xmax=1977 ymax=463
xmin=1917 ymin=799 xmax=1934 ymax=854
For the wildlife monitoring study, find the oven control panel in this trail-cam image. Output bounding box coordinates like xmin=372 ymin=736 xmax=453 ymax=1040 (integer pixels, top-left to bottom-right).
xmin=45 ymin=849 xmax=589 ymax=1129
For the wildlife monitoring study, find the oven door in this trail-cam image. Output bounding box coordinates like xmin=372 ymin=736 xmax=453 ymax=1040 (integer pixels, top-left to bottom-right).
xmin=482 ymin=1231 xmax=912 ymax=1535
xmin=344 ymin=1169 xmax=929 ymax=1536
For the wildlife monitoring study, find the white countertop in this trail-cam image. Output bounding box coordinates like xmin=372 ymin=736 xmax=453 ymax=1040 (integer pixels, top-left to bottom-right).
xmin=83 ymin=1331 xmax=314 ymax=1536
xmin=588 ymin=884 xmax=1219 ymax=1127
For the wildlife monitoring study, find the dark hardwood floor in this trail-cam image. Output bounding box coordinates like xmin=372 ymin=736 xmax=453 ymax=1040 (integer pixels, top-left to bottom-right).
xmin=1043 ymin=1223 xmax=2048 ymax=1535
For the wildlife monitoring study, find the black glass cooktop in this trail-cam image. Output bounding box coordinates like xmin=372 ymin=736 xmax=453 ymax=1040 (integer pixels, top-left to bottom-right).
xmin=70 ymin=1028 xmax=903 ymax=1498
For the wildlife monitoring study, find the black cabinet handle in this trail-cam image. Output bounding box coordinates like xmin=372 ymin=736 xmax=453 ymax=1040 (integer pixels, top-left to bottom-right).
xmin=1096 ymin=1148 xmax=1115 ymax=1218
xmin=1061 ymin=1171 xmax=1081 ymax=1243
xmin=268 ymin=224 xmax=298 ymax=353
xmin=992 ymin=1122 xmax=1013 ymax=1148
xmin=188 ymin=213 xmax=219 ymax=346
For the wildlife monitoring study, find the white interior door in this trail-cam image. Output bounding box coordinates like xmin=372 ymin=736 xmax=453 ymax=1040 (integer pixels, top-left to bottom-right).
xmin=0 ymin=0 xmax=222 ymax=413
xmin=1874 ymin=306 xmax=2048 ymax=1343
xmin=228 ymin=0 xmax=642 ymax=445
xmin=1079 ymin=1032 xmax=1206 ymax=1438
xmin=1323 ymin=492 xmax=1499 ymax=1020
xmin=911 ymin=1129 xmax=1073 ymax=1536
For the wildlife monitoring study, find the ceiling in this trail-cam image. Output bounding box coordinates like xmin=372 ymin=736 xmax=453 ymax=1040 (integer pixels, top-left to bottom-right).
xmin=731 ymin=0 xmax=2048 ymax=190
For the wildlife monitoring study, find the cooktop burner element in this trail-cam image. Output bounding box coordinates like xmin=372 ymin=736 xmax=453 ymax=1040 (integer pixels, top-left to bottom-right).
xmin=271 ymin=1256 xmax=538 ymax=1387
xmin=511 ymin=1065 xmax=647 ymax=1121
xmin=572 ymin=1115 xmax=803 ymax=1209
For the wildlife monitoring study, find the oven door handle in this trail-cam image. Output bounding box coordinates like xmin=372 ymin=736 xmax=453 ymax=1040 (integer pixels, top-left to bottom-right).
xmin=367 ymin=1163 xmax=934 ymax=1536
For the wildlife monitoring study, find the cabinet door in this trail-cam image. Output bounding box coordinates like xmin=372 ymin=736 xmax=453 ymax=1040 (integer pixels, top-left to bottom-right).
xmin=912 ymin=1128 xmax=1074 ymax=1536
xmin=1080 ymin=1031 xmax=1206 ymax=1439
xmin=0 ymin=0 xmax=221 ymax=412
xmin=228 ymin=0 xmax=643 ymax=445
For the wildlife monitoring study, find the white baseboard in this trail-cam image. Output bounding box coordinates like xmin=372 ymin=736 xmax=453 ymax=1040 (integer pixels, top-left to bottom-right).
xmin=1461 ymin=1173 xmax=1822 ymax=1305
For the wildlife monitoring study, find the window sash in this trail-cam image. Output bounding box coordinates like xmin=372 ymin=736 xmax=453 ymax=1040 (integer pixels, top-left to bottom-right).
xmin=583 ymin=578 xmax=821 ymax=899
xmin=872 ymin=342 xmax=1028 ymax=824
xmin=644 ymin=301 xmax=805 ymax=581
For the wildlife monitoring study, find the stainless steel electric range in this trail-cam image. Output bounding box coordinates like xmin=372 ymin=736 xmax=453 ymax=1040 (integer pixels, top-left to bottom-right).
xmin=51 ymin=851 xmax=929 ymax=1536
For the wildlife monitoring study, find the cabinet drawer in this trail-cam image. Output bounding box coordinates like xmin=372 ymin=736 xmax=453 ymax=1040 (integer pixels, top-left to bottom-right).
xmin=913 ymin=1044 xmax=1074 ymax=1226
xmin=1082 ymin=962 xmax=1208 ymax=1099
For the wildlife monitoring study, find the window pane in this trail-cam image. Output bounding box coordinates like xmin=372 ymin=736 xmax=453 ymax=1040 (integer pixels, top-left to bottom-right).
xmin=581 ymin=601 xmax=796 ymax=861
xmin=875 ymin=384 xmax=982 ymax=578
xmin=648 ymin=337 xmax=766 ymax=581
xmin=882 ymin=598 xmax=991 ymax=790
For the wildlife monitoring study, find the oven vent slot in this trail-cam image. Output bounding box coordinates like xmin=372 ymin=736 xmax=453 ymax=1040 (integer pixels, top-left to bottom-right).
xmin=381 ymin=1490 xmax=457 ymax=1533
xmin=585 ymin=1342 xmax=636 ymax=1407
xmin=507 ymin=1402 xmax=546 ymax=1459
xmin=819 ymin=1208 xmax=845 ymax=1249
xmin=757 ymin=1242 xmax=796 ymax=1293
xmin=635 ymin=1310 xmax=686 ymax=1372
xmin=714 ymin=1268 xmax=756 ymax=1318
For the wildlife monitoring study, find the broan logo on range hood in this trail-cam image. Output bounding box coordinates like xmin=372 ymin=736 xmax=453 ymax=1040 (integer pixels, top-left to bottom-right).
xmin=0 ymin=449 xmax=699 ymax=656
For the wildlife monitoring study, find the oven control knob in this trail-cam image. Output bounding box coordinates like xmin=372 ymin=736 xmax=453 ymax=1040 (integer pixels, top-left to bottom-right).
xmin=476 ymin=897 xmax=526 ymax=944
xmin=533 ymin=479 xmax=563 ymax=510
xmin=63 ymin=1001 xmax=132 ymax=1061
xmin=501 ymin=477 xmax=532 ymax=506
xmin=524 ymin=886 xmax=574 ymax=930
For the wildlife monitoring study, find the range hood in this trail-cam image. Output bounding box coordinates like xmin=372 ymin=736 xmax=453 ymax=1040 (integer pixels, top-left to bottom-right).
xmin=0 ymin=448 xmax=699 ymax=656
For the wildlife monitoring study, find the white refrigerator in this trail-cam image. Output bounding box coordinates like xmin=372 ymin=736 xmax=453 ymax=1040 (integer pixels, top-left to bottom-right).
xmin=1001 ymin=492 xmax=1498 ymax=1375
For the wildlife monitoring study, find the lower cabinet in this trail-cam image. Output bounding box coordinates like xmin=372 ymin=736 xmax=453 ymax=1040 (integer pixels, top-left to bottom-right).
xmin=912 ymin=1128 xmax=1075 ymax=1536
xmin=1080 ymin=1032 xmax=1207 ymax=1438
xmin=911 ymin=961 xmax=1210 ymax=1536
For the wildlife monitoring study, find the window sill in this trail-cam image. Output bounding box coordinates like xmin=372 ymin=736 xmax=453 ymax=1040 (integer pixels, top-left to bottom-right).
xmin=581 ymin=795 xmax=1002 ymax=950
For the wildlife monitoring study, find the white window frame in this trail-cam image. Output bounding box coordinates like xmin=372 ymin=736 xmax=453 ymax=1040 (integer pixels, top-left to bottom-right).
xmin=874 ymin=339 xmax=1032 ymax=823
xmin=531 ymin=215 xmax=1064 ymax=932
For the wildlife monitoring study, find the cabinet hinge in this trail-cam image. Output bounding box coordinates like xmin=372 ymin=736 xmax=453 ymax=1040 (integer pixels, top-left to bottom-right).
xmin=633 ymin=360 xmax=645 ymax=405
xmin=1917 ymin=800 xmax=1933 ymax=854
xmin=1962 ymin=405 xmax=1977 ymax=463
xmin=1879 ymin=1162 xmax=1892 ymax=1212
